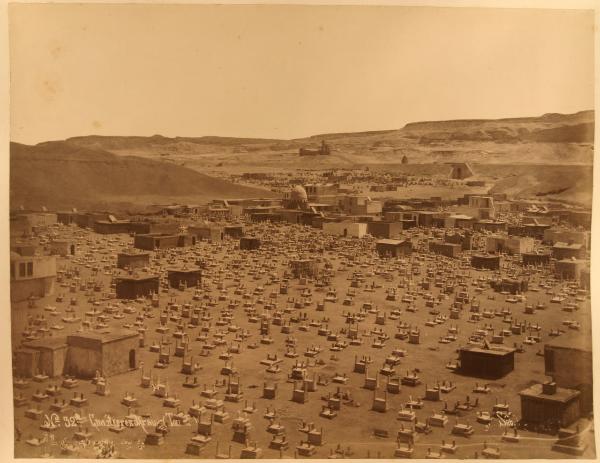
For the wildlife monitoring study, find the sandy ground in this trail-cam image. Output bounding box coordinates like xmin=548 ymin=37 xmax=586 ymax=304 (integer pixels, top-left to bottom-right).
xmin=12 ymin=222 xmax=595 ymax=459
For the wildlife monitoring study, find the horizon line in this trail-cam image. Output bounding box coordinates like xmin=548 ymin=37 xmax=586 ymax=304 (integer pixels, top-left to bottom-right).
xmin=10 ymin=107 xmax=594 ymax=146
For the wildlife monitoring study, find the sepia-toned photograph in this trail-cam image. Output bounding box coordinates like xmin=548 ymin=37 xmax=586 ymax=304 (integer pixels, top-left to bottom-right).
xmin=7 ymin=2 xmax=597 ymax=459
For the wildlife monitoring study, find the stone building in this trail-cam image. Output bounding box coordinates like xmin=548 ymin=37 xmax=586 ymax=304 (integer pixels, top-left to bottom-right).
xmin=376 ymin=239 xmax=413 ymax=258
xmin=188 ymin=224 xmax=224 ymax=242
xmin=117 ymin=251 xmax=151 ymax=270
xmin=134 ymin=233 xmax=193 ymax=250
xmin=289 ymin=259 xmax=320 ymax=278
xmin=94 ymin=219 xmax=134 ymax=234
xmin=459 ymin=345 xmax=515 ymax=379
xmin=428 ymin=241 xmax=461 ymax=258
xmin=338 ymin=196 xmax=382 ymax=216
xmin=240 ymin=237 xmax=261 ymax=250
xmin=543 ymin=229 xmax=590 ymax=249
xmin=552 ymin=242 xmax=584 ymax=260
xmin=15 ymin=337 xmax=68 ymax=377
xmin=10 ymin=252 xmax=57 ymax=302
xmin=65 ymin=330 xmax=139 ymax=378
xmin=522 ymin=251 xmax=552 ymax=266
xmin=367 ymin=222 xmax=405 ymax=239
xmin=115 ymin=273 xmax=160 ymax=299
xmin=555 ymin=259 xmax=587 ymax=280
xmin=322 ymin=221 xmax=368 ymax=238
xmin=167 ymin=266 xmax=202 ymax=288
xmin=49 ymin=240 xmax=76 ymax=257
xmin=545 ymin=332 xmax=593 ymax=414
xmin=490 ymin=278 xmax=528 ymax=294
xmin=299 ymin=140 xmax=331 ymax=156
xmin=444 ymin=231 xmax=473 ymax=251
xmin=519 ymin=382 xmax=581 ymax=429
xmin=471 ymin=254 xmax=501 ymax=270
xmin=486 ymin=235 xmax=534 ymax=255
xmin=16 ymin=330 xmax=139 ymax=379
xmin=508 ymin=223 xmax=551 ymax=240
xmin=224 ymin=225 xmax=245 ymax=239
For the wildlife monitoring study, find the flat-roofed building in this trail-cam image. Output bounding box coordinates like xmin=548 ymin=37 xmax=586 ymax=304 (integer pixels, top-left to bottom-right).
xmin=167 ymin=265 xmax=201 ymax=289
xmin=522 ymin=251 xmax=552 ymax=266
xmin=545 ymin=331 xmax=593 ymax=414
xmin=224 ymin=225 xmax=245 ymax=239
xmin=117 ymin=251 xmax=151 ymax=270
xmin=17 ymin=212 xmax=58 ymax=229
xmin=473 ymin=220 xmax=507 ymax=233
xmin=94 ymin=219 xmax=133 ymax=234
xmin=490 ymin=278 xmax=528 ymax=294
xmin=322 ymin=221 xmax=368 ymax=238
xmin=338 ymin=195 xmax=382 ymax=216
xmin=57 ymin=211 xmax=78 ymax=225
xmin=376 ymin=239 xmax=413 ymax=258
xmin=134 ymin=233 xmax=191 ymax=250
xmin=471 ymin=254 xmax=501 ymax=270
xmin=568 ymin=210 xmax=592 ymax=228
xmin=10 ymin=253 xmax=56 ymax=302
xmin=508 ymin=223 xmax=551 ymax=239
xmin=519 ymin=382 xmax=581 ymax=428
xmin=251 ymin=212 xmax=282 ymax=223
xmin=459 ymin=345 xmax=515 ymax=379
xmin=543 ymin=229 xmax=591 ymax=249
xmin=445 ymin=214 xmax=474 ymax=229
xmin=552 ymin=242 xmax=584 ymax=260
xmin=10 ymin=241 xmax=41 ymax=257
xmin=555 ymin=259 xmax=587 ymax=280
xmin=240 ymin=236 xmax=261 ymax=250
xmin=444 ymin=231 xmax=473 ymax=250
xmin=304 ymin=183 xmax=339 ymax=199
xmin=368 ymin=221 xmax=404 ymax=239
xmin=49 ymin=239 xmax=76 ymax=257
xmin=429 ymin=241 xmax=461 ymax=258
xmin=188 ymin=224 xmax=224 ymax=242
xmin=115 ymin=273 xmax=160 ymax=299
xmin=289 ymin=259 xmax=320 ymax=278
xmin=17 ymin=337 xmax=68 ymax=378
xmin=65 ymin=330 xmax=139 ymax=378
xmin=412 ymin=211 xmax=434 ymax=228
xmin=486 ymin=235 xmax=534 ymax=255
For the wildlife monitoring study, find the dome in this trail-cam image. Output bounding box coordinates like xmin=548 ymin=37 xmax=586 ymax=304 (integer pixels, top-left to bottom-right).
xmin=290 ymin=185 xmax=308 ymax=202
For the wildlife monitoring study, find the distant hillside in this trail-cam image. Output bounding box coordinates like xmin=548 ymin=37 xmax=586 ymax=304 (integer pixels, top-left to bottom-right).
xmin=10 ymin=141 xmax=275 ymax=210
xmin=66 ymin=134 xmax=280 ymax=151
xmin=61 ymin=110 xmax=594 ymax=169
xmin=66 ymin=110 xmax=594 ymax=148
xmin=402 ymin=110 xmax=594 ymax=144
xmin=486 ymin=164 xmax=593 ymax=206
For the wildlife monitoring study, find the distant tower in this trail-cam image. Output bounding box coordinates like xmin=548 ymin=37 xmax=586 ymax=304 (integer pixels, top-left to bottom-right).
xmin=401 ymin=155 xmax=408 ymax=165
xmin=320 ymin=140 xmax=331 ymax=155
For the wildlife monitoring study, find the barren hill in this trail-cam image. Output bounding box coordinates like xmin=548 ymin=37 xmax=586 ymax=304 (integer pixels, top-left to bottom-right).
xmin=10 ymin=141 xmax=275 ymax=211
xmin=62 ymin=110 xmax=594 ymax=169
xmin=13 ymin=110 xmax=594 ymax=209
xmin=401 ymin=110 xmax=594 ymax=144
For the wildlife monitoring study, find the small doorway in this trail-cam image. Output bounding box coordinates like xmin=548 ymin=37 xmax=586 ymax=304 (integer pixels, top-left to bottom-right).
xmin=129 ymin=349 xmax=136 ymax=369
xmin=70 ymin=244 xmax=75 ymax=255
xmin=343 ymin=228 xmax=348 ymax=237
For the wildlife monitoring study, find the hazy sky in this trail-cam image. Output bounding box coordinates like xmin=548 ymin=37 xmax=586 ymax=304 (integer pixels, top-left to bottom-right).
xmin=9 ymin=4 xmax=595 ymax=144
